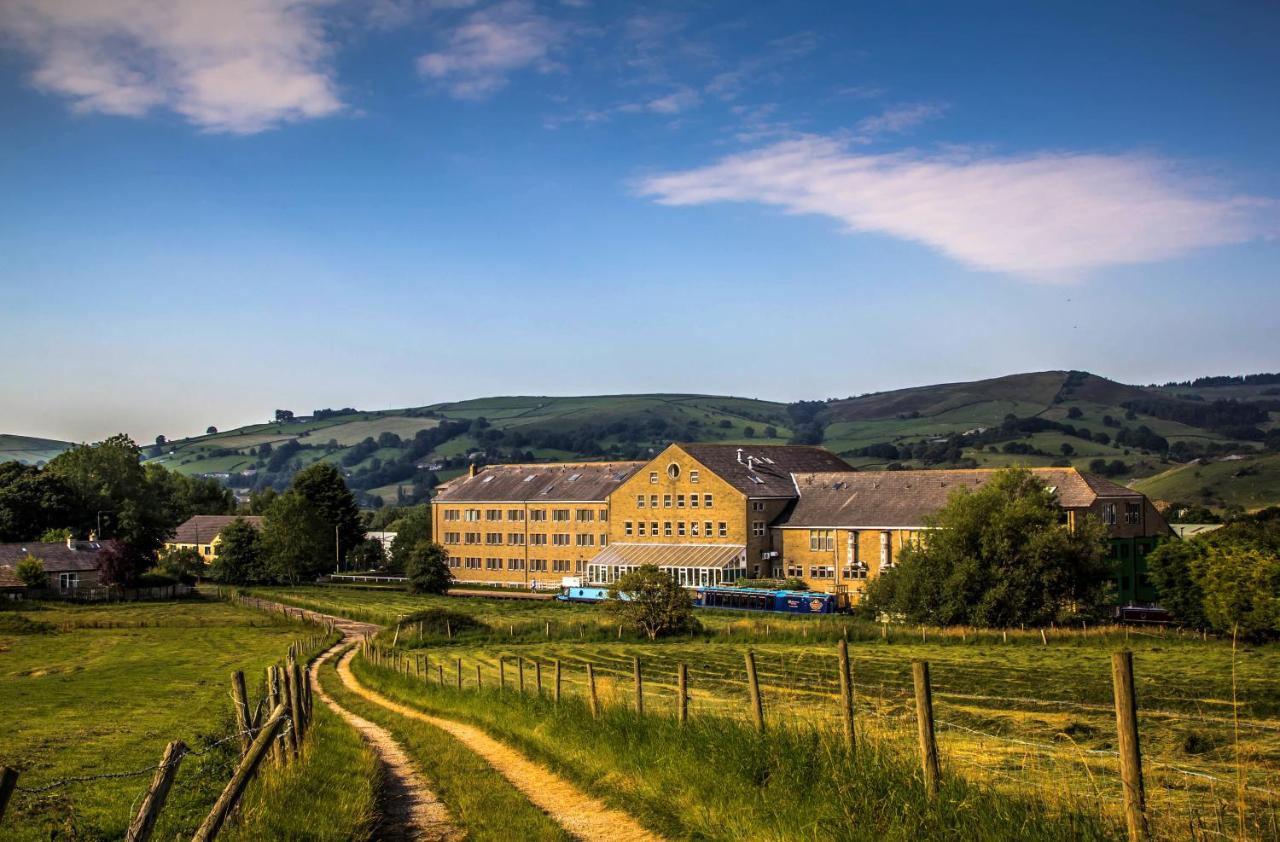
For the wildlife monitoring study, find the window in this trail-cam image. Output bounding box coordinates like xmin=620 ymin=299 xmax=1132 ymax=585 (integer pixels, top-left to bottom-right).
xmin=677 ymin=521 xmax=686 ymax=536
xmin=530 ymin=534 xmax=547 ymax=546
xmin=650 ymin=521 xmax=658 ymax=535
xmin=507 ymin=558 xmax=525 ymax=570
xmin=638 ymin=521 xmax=647 ymax=536
xmin=690 ymin=494 xmax=699 ymax=508
xmin=664 ymin=521 xmax=673 ymax=537
xmin=552 ymin=509 xmax=571 ymax=521
xmin=786 ymin=565 xmax=803 ymax=579
xmin=808 ymin=566 xmax=835 ymax=580
xmin=650 ymin=494 xmax=659 ymax=507
xmin=448 ymin=556 xmax=461 ymax=568
xmin=444 ymin=532 xmax=460 ymax=544
xmin=600 ymin=533 xmax=608 ymax=547
xmin=576 ymin=534 xmax=595 ymax=546
xmin=1102 ymin=503 xmax=1117 ymax=525
xmin=599 ymin=509 xmax=608 ymax=521
xmin=718 ymin=522 xmax=727 ymax=537
xmin=667 ymin=463 xmax=681 ymax=479
xmin=530 ymin=558 xmax=548 ymax=572
xmin=553 ymin=559 xmax=572 ymax=572
xmin=752 ymin=521 xmax=765 ymax=537
xmin=691 ymin=521 xmax=700 ymax=536
xmin=704 ymin=494 xmax=713 ymax=508
xmin=58 ymin=572 xmax=78 ymax=589
xmin=809 ymin=529 xmax=835 ymax=551
xmin=677 ymin=494 xmax=686 ymax=508
xmin=465 ymin=532 xmax=480 ymax=544
xmin=485 ymin=533 xmax=503 ymax=545
xmin=752 ymin=501 xmax=766 ymax=512
xmin=443 ymin=509 xmax=460 ymax=521
xmin=204 ymin=546 xmax=212 ymax=555
xmin=465 ymin=557 xmax=482 ymax=569
xmin=530 ymin=509 xmax=547 ymax=522
xmin=508 ymin=533 xmax=525 ymax=545
xmin=704 ymin=521 xmax=713 ymax=537
xmin=649 ymin=471 xmax=659 ymax=483
xmin=690 ymin=470 xmax=699 ymax=483
xmin=880 ymin=531 xmax=893 ymax=568
xmin=485 ymin=509 xmax=502 ymax=521
xmin=1124 ymin=502 xmax=1141 ymax=525
xmin=663 ymin=494 xmax=672 ymax=508
xmin=486 ymin=557 xmax=502 ymax=570
xmin=552 ymin=534 xmax=571 ymax=546
xmin=464 ymin=509 xmax=481 ymax=521
xmin=576 ymin=509 xmax=594 ymax=522
xmin=508 ymin=509 xmax=524 ymax=521
xmin=637 ymin=494 xmax=646 ymax=508
xmin=625 ymin=521 xmax=634 ymax=536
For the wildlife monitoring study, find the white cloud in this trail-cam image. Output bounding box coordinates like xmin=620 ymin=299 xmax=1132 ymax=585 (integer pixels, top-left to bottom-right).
xmin=0 ymin=0 xmax=343 ymax=134
xmin=637 ymin=136 xmax=1275 ymax=279
xmin=855 ymin=102 xmax=945 ymax=137
xmin=417 ymin=0 xmax=562 ymax=99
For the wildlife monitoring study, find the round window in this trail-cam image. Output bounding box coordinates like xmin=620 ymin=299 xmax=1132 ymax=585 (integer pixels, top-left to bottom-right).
xmin=667 ymin=463 xmax=681 ymax=480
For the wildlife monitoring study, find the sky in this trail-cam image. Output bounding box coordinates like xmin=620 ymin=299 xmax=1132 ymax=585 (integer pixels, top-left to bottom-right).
xmin=1 ymin=0 xmax=1278 ymax=444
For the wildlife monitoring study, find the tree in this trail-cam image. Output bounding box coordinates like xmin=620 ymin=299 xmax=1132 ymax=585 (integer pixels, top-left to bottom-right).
xmin=98 ymin=539 xmax=150 ymax=587
xmin=607 ymin=565 xmax=697 ymax=640
xmin=259 ymin=491 xmax=329 ymax=584
xmin=1146 ymin=540 xmax=1208 ymax=628
xmin=764 ymin=426 xmax=778 ymax=439
xmin=274 ymin=409 xmax=295 ymax=423
xmin=1060 ymin=443 xmax=1075 ymax=457
xmin=405 ymin=542 xmax=452 ymax=594
xmin=864 ymin=467 xmax=1112 ymax=627
xmin=1067 ymin=407 xmax=1083 ymax=419
xmin=743 ymin=426 xmax=756 ymax=438
xmin=0 ymin=462 xmax=76 ymax=542
xmin=206 ymin=426 xmax=218 ymax=435
xmin=389 ymin=505 xmax=432 ymax=572
xmin=157 ymin=546 xmax=204 ymax=584
xmin=290 ymin=463 xmax=363 ymax=560
xmin=1193 ymin=547 xmax=1280 ymax=639
xmin=346 ymin=539 xmax=386 ymax=571
xmin=155 ymin=435 xmax=167 ymax=447
xmin=210 ymin=518 xmax=265 ymax=585
xmin=15 ymin=554 xmax=45 ymax=588
xmin=39 ymin=527 xmax=72 ymax=542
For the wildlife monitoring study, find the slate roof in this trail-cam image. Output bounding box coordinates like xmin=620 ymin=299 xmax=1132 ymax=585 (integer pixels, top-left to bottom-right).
xmin=677 ymin=444 xmax=853 ymax=498
xmin=0 ymin=565 xmax=24 ymax=589
xmin=587 ymin=542 xmax=746 ymax=569
xmin=169 ymin=515 xmax=264 ymax=545
xmin=0 ymin=542 xmax=103 ymax=572
xmin=778 ymin=467 xmax=1142 ymax=529
xmin=434 ymin=462 xmax=645 ymax=503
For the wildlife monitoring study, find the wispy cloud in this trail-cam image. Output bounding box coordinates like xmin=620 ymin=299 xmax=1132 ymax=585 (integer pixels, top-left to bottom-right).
xmin=0 ymin=0 xmax=343 ymax=134
xmin=417 ymin=0 xmax=564 ymax=99
xmin=855 ymin=102 xmax=945 ymax=138
xmin=637 ymin=136 xmax=1275 ymax=279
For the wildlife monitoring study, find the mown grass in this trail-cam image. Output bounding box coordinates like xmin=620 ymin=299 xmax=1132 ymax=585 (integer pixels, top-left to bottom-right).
xmin=315 ymin=649 xmax=570 ymax=841
xmin=352 ymin=652 xmax=1118 ymax=841
xmin=0 ymin=598 xmax=372 ymax=841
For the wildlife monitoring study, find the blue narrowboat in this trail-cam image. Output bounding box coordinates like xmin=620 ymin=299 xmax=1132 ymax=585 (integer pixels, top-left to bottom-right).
xmin=694 ymin=586 xmax=843 ymax=614
xmin=556 ymin=586 xmax=615 ymax=603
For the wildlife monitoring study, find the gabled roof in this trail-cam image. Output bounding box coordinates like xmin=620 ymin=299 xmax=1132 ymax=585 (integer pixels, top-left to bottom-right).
xmin=677 ymin=444 xmax=853 ymax=498
xmin=169 ymin=515 xmax=263 ymax=545
xmin=0 ymin=565 xmax=25 ymax=589
xmin=0 ymin=542 xmax=102 ymax=572
xmin=434 ymin=462 xmax=644 ymax=503
xmin=778 ymin=467 xmax=1143 ymax=529
xmin=587 ymin=542 xmax=746 ymax=570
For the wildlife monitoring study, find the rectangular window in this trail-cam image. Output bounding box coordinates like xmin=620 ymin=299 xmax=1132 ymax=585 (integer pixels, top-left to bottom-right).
xmin=485 ymin=533 xmax=503 ymax=545
xmin=650 ymin=494 xmax=659 ymax=507
xmin=809 ymin=529 xmax=835 ymax=551
xmin=507 ymin=558 xmax=525 ymax=570
xmin=465 ymin=557 xmax=482 ymax=569
xmin=530 ymin=558 xmax=547 ymax=572
xmin=465 ymin=532 xmax=480 ymax=544
xmin=704 ymin=494 xmax=713 ymax=508
xmin=486 ymin=509 xmax=502 ymax=521
xmin=444 ymin=532 xmax=460 ymax=544
xmin=752 ymin=521 xmax=765 ymax=537
xmin=443 ymin=509 xmax=460 ymax=521
xmin=448 ymin=556 xmax=461 ymax=568
xmin=508 ymin=533 xmax=525 ymax=545
xmin=59 ymin=572 xmax=78 ymax=589
xmin=508 ymin=509 xmax=524 ymax=521
xmin=690 ymin=470 xmax=699 ymax=483
xmin=553 ymin=534 xmax=571 ymax=546
xmin=530 ymin=509 xmax=547 ymax=522
xmin=1102 ymin=503 xmax=1117 ymax=525
xmin=553 ymin=559 xmax=571 ymax=572
xmin=663 ymin=494 xmax=672 ymax=508
xmin=530 ymin=534 xmax=547 ymax=546
xmin=638 ymin=521 xmax=647 ymax=536
xmin=486 ymin=557 xmax=502 ymax=570
xmin=576 ymin=509 xmax=594 ymax=522
xmin=624 ymin=521 xmax=633 ymax=536
xmin=677 ymin=521 xmax=686 ymax=536
xmin=650 ymin=521 xmax=658 ymax=535
xmin=464 ymin=509 xmax=481 ymax=521
xmin=718 ymin=522 xmax=727 ymax=538
xmin=600 ymin=533 xmax=607 ymax=547
xmin=752 ymin=501 xmax=765 ymax=512
xmin=552 ymin=509 xmax=571 ymax=522
xmin=1124 ymin=502 xmax=1141 ymax=525
xmin=691 ymin=521 xmax=700 ymax=536
xmin=664 ymin=521 xmax=673 ymax=537
xmin=649 ymin=471 xmax=659 ymax=484
xmin=576 ymin=534 xmax=595 ymax=546
xmin=599 ymin=509 xmax=608 ymax=521
xmin=690 ymin=494 xmax=699 ymax=508
xmin=677 ymin=494 xmax=686 ymax=508
xmin=637 ymin=494 xmax=646 ymax=508
xmin=704 ymin=521 xmax=713 ymax=537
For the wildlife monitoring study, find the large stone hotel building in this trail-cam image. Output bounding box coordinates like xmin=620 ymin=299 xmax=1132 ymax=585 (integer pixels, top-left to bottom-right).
xmin=431 ymin=443 xmax=1171 ymax=603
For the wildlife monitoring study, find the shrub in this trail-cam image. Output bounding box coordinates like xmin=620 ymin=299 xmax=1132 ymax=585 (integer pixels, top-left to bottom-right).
xmin=608 ymin=564 xmax=698 ymax=639
xmin=15 ymin=554 xmax=45 ymax=588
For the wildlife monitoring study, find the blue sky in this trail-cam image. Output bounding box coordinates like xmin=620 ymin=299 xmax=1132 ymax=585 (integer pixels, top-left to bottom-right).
xmin=1 ymin=1 xmax=1277 ymax=443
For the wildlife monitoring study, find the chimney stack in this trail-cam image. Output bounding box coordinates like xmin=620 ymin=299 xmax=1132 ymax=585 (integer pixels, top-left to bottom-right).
xmin=469 ymin=464 xmax=477 ymax=478
xmin=736 ymin=448 xmax=744 ymax=464
xmin=747 ymin=456 xmax=755 ymax=472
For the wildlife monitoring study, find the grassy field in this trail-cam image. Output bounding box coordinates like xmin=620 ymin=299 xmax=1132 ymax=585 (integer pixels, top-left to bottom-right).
xmin=0 ymin=598 xmax=374 ymax=840
xmin=0 ymin=433 xmax=72 ymax=465
xmin=1134 ymin=453 xmax=1280 ymax=511
xmin=251 ymin=584 xmax=1280 ymax=840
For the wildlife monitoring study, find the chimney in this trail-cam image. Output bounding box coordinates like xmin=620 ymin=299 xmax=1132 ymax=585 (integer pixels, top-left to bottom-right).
xmin=66 ymin=535 xmax=74 ymax=550
xmin=747 ymin=456 xmax=755 ymax=472
xmin=736 ymin=448 xmax=744 ymax=465
xmin=468 ymin=464 xmax=477 ymax=478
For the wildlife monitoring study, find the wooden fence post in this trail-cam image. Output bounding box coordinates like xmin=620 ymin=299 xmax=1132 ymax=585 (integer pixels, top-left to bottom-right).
xmin=288 ymin=658 xmax=306 ymax=744
xmin=838 ymin=640 xmax=855 ymax=752
xmin=912 ymin=660 xmax=940 ymax=799
xmin=587 ymin=664 xmax=599 ymax=718
xmin=744 ymin=651 xmax=764 ymax=731
xmin=1111 ymin=651 xmax=1149 ymax=842
xmin=554 ymin=660 xmax=562 ymax=703
xmin=677 ymin=664 xmax=688 ymax=725
xmin=0 ymin=767 xmax=19 ymax=825
xmin=476 ymin=663 xmax=482 ymax=688
xmin=456 ymin=658 xmax=463 ymax=690
xmin=278 ymin=666 xmax=298 ymax=760
xmin=124 ymin=740 xmax=187 ymax=842
xmin=499 ymin=658 xmax=506 ymax=689
xmin=230 ymin=672 xmax=251 ymax=757
xmin=536 ymin=661 xmax=543 ymax=694
xmin=437 ymin=663 xmax=444 ymax=685
xmin=192 ymin=705 xmax=288 ymax=842
xmin=265 ymin=667 xmax=282 ymax=768
xmin=633 ymin=656 xmax=644 ymax=715
xmin=519 ymin=657 xmax=525 ymax=692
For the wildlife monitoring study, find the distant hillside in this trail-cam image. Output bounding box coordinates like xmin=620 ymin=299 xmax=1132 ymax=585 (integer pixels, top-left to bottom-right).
xmin=0 ymin=434 xmax=72 ymax=465
xmin=9 ymin=370 xmax=1276 ymax=513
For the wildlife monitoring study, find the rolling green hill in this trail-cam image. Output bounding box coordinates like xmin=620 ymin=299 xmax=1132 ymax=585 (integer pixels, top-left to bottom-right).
xmin=6 ymin=371 xmax=1277 ymax=512
xmin=0 ymin=434 xmax=72 ymax=465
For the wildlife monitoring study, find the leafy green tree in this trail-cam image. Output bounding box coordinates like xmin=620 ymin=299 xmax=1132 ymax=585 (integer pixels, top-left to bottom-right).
xmin=389 ymin=505 xmax=432 ymax=572
xmin=206 ymin=426 xmax=218 ymax=435
xmin=1193 ymin=547 xmax=1279 ymax=639
xmin=260 ymin=491 xmax=330 ymax=584
xmin=346 ymin=539 xmax=386 ymax=571
xmin=0 ymin=461 xmax=76 ymax=541
xmin=405 ymin=542 xmax=452 ymax=594
xmin=15 ymin=554 xmax=45 ymax=588
xmin=39 ymin=527 xmax=72 ymax=543
xmin=865 ymin=467 xmax=1112 ymax=627
xmin=210 ymin=518 xmax=265 ymax=585
xmin=157 ymin=546 xmax=204 ymax=584
xmin=290 ymin=463 xmax=363 ymax=560
xmin=607 ymin=564 xmax=697 ymax=640
xmin=1146 ymin=540 xmax=1209 ymax=628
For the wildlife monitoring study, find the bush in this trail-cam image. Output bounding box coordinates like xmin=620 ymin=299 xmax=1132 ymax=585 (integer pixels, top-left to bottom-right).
xmin=608 ymin=565 xmax=698 ymax=639
xmin=405 ymin=542 xmax=452 ymax=595
xmin=15 ymin=554 xmax=45 ymax=588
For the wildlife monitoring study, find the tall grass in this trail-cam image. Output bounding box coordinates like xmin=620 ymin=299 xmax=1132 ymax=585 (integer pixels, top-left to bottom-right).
xmin=352 ymin=654 xmax=1119 ymax=841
